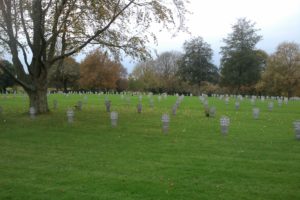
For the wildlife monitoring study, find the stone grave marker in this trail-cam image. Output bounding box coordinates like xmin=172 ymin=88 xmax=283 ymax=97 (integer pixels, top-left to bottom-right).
xmin=293 ymin=120 xmax=300 ymax=140
xmin=149 ymin=98 xmax=154 ymax=108
xmin=137 ymin=103 xmax=142 ymax=113
xmin=158 ymin=96 xmax=161 ymax=102
xmin=84 ymin=95 xmax=88 ymax=103
xmin=251 ymin=98 xmax=255 ymax=106
xmin=252 ymin=108 xmax=260 ymax=119
xmin=110 ymin=111 xmax=118 ymax=127
xmin=53 ymin=100 xmax=58 ymax=109
xmin=203 ymin=100 xmax=209 ymax=108
xmin=29 ymin=107 xmax=36 ymax=119
xmin=76 ymin=101 xmax=83 ymax=111
xmin=278 ymin=99 xmax=283 ymax=107
xmin=284 ymin=97 xmax=288 ymax=105
xmin=163 ymin=93 xmax=167 ymax=100
xmin=225 ymin=97 xmax=229 ymax=105
xmin=268 ymin=102 xmax=274 ymax=111
xmin=235 ymin=101 xmax=240 ymax=110
xmin=239 ymin=95 xmax=243 ymax=101
xmin=162 ymin=114 xmax=170 ymax=134
xmin=105 ymin=100 xmax=111 ymax=112
xmin=126 ymin=96 xmax=131 ymax=105
xmin=209 ymin=107 xmax=216 ymax=118
xmin=66 ymin=108 xmax=74 ymax=123
xmin=220 ymin=116 xmax=230 ymax=135
xmin=204 ymin=105 xmax=210 ymax=117
xmin=172 ymin=105 xmax=177 ymax=116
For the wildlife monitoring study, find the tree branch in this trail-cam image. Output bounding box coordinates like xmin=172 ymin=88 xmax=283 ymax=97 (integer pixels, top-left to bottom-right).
xmin=0 ymin=61 xmax=34 ymax=90
xmin=47 ymin=0 xmax=68 ymax=61
xmin=15 ymin=40 xmax=30 ymax=69
xmin=0 ymin=0 xmax=27 ymax=77
xmin=42 ymin=0 xmax=53 ymax=15
xmin=0 ymin=35 xmax=9 ymax=44
xmin=50 ymin=0 xmax=135 ymax=64
xmin=19 ymin=0 xmax=33 ymax=50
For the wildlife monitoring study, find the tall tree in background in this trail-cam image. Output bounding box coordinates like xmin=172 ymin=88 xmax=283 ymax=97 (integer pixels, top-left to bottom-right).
xmin=0 ymin=0 xmax=188 ymax=113
xmin=220 ymin=18 xmax=264 ymax=93
xmin=155 ymin=51 xmax=182 ymax=79
xmin=79 ymin=49 xmax=126 ymax=91
xmin=0 ymin=60 xmax=15 ymax=92
xmin=116 ymin=66 xmax=129 ymax=92
xmin=48 ymin=57 xmax=80 ymax=92
xmin=130 ymin=51 xmax=183 ymax=93
xmin=130 ymin=60 xmax=159 ymax=92
xmin=155 ymin=51 xmax=182 ymax=92
xmin=178 ymin=37 xmax=218 ymax=85
xmin=257 ymin=42 xmax=300 ymax=97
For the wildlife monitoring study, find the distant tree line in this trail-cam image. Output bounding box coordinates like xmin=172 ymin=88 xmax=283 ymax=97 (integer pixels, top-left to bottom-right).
xmin=129 ymin=18 xmax=300 ymax=97
xmin=1 ymin=18 xmax=300 ymax=97
xmin=1 ymin=49 xmax=128 ymax=93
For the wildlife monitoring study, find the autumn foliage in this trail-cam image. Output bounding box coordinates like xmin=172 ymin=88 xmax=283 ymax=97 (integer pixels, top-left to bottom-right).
xmin=79 ymin=50 xmax=127 ymax=90
xmin=257 ymin=42 xmax=300 ymax=97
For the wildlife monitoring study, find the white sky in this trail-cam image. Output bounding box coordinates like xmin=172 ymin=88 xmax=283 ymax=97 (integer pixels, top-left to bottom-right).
xmin=124 ymin=0 xmax=300 ymax=72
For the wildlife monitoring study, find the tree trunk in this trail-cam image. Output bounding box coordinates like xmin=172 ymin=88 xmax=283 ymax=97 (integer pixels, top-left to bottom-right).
xmin=287 ymin=90 xmax=292 ymax=99
xmin=27 ymin=82 xmax=49 ymax=114
xmin=63 ymin=79 xmax=68 ymax=93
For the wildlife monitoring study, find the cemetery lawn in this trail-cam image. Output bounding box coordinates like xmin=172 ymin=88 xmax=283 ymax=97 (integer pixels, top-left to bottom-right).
xmin=1 ymin=94 xmax=300 ymax=200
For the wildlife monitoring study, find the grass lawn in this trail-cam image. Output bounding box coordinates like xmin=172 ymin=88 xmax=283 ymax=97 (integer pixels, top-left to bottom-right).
xmin=0 ymin=93 xmax=300 ymax=200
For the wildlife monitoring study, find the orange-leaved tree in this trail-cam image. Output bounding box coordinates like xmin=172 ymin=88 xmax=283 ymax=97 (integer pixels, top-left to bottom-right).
xmin=79 ymin=50 xmax=126 ymax=91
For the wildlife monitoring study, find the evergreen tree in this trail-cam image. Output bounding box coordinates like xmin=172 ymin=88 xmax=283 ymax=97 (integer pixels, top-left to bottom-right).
xmin=220 ymin=18 xmax=265 ymax=92
xmin=179 ymin=37 xmax=219 ymax=85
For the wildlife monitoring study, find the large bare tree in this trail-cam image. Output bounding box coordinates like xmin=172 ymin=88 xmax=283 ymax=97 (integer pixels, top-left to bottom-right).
xmin=0 ymin=0 xmax=188 ymax=113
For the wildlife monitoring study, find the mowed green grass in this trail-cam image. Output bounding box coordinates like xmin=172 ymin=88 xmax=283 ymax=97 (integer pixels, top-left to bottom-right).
xmin=0 ymin=93 xmax=300 ymax=200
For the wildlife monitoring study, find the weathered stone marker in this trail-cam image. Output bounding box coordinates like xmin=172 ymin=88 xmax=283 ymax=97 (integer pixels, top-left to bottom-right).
xmin=293 ymin=120 xmax=300 ymax=140
xmin=137 ymin=103 xmax=142 ymax=114
xmin=75 ymin=101 xmax=82 ymax=111
xmin=220 ymin=116 xmax=230 ymax=135
xmin=252 ymin=108 xmax=260 ymax=119
xmin=172 ymin=105 xmax=177 ymax=116
xmin=209 ymin=107 xmax=216 ymax=118
xmin=161 ymin=114 xmax=170 ymax=134
xmin=29 ymin=107 xmax=36 ymax=119
xmin=66 ymin=108 xmax=74 ymax=123
xmin=53 ymin=100 xmax=58 ymax=109
xmin=268 ymin=102 xmax=274 ymax=111
xmin=235 ymin=101 xmax=240 ymax=110
xmin=110 ymin=111 xmax=118 ymax=127
xmin=105 ymin=100 xmax=111 ymax=112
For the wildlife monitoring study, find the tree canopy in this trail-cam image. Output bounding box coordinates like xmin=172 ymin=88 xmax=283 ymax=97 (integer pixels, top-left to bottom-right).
xmin=48 ymin=57 xmax=80 ymax=92
xmin=130 ymin=51 xmax=184 ymax=93
xmin=220 ymin=18 xmax=265 ymax=93
xmin=257 ymin=42 xmax=300 ymax=97
xmin=178 ymin=37 xmax=218 ymax=85
xmin=79 ymin=49 xmax=126 ymax=91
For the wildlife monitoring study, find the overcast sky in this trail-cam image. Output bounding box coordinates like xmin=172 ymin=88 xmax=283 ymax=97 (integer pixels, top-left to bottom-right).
xmin=123 ymin=0 xmax=300 ymax=73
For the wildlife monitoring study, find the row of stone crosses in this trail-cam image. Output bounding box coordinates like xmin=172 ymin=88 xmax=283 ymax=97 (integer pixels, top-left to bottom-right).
xmin=0 ymin=92 xmax=299 ymax=140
